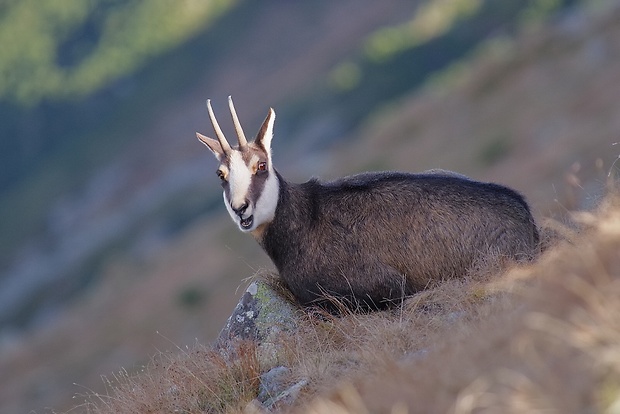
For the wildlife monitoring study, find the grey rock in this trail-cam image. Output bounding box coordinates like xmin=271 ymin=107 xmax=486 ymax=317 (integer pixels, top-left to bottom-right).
xmin=216 ymin=278 xmax=301 ymax=366
xmin=250 ymin=365 xmax=308 ymax=411
xmin=257 ymin=366 xmax=291 ymax=403
xmin=263 ymin=378 xmax=308 ymax=409
xmin=218 ymin=279 xmax=308 ymax=411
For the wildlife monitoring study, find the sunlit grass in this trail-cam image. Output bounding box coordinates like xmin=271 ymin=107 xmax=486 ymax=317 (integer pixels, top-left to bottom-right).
xmin=363 ymin=0 xmax=482 ymax=63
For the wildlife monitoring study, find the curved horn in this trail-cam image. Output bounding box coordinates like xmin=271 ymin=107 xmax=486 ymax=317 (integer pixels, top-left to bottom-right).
xmin=206 ymin=99 xmax=232 ymax=154
xmin=228 ymin=96 xmax=248 ymax=149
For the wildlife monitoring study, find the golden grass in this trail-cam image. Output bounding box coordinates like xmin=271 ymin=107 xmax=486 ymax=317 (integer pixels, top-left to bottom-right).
xmin=75 ymin=341 xmax=262 ymax=413
xmin=82 ymin=191 xmax=620 ymax=414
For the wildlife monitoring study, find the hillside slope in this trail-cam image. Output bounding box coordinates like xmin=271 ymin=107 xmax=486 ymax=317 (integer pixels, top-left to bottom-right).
xmin=0 ymin=1 xmax=619 ymax=412
xmin=0 ymin=0 xmax=421 ymax=332
xmin=84 ymin=191 xmax=620 ymax=413
xmin=329 ymin=1 xmax=620 ymax=216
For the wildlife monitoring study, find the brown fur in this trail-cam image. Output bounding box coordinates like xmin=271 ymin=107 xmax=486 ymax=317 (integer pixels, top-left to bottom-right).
xmin=258 ymin=171 xmax=539 ymax=312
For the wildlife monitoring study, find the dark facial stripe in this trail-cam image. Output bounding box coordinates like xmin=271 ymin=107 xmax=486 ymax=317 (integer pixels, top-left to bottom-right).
xmin=249 ymin=168 xmax=269 ymax=203
xmin=245 ymin=145 xmax=269 ymax=204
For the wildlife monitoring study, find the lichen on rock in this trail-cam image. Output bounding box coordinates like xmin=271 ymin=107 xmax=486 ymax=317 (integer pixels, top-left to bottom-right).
xmin=216 ymin=275 xmax=301 ymax=366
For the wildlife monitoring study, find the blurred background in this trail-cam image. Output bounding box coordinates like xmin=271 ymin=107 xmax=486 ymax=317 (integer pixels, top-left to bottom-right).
xmin=0 ymin=0 xmax=618 ymax=412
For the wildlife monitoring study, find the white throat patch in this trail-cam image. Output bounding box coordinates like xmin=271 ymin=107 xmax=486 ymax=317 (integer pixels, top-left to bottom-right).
xmin=252 ymin=169 xmax=279 ymax=229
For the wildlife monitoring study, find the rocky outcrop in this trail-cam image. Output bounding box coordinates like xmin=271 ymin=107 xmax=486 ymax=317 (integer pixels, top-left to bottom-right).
xmin=216 ymin=277 xmax=309 ymax=411
xmin=216 ymin=277 xmax=301 ymax=365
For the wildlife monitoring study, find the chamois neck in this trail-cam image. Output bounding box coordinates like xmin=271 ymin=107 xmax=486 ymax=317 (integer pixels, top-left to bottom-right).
xmin=274 ymin=172 xmax=313 ymax=225
xmin=253 ymin=170 xmax=311 ymax=247
xmin=251 ymin=170 xmax=285 ymax=242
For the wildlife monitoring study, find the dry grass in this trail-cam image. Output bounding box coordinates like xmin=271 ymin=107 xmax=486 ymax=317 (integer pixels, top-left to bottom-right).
xmin=75 ymin=341 xmax=262 ymax=413
xmin=81 ymin=190 xmax=620 ymax=413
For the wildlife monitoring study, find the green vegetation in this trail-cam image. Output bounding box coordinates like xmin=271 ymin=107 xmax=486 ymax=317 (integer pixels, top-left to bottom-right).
xmin=0 ymin=0 xmax=236 ymax=265
xmin=0 ymin=0 xmax=234 ymax=106
xmin=292 ymin=0 xmax=577 ymax=140
xmin=0 ymin=0 xmax=235 ymax=195
xmin=177 ymin=285 xmax=208 ymax=310
xmin=362 ymin=0 xmax=482 ymax=64
xmin=329 ymin=0 xmax=483 ymax=91
xmin=477 ymin=133 xmax=513 ymax=166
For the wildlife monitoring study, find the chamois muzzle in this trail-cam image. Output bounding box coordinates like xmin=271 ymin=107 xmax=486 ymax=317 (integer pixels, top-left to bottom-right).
xmin=232 ymin=201 xmax=249 ymax=217
xmin=239 ymin=215 xmax=254 ymax=229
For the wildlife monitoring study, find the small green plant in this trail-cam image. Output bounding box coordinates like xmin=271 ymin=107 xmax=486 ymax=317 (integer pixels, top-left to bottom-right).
xmin=177 ymin=285 xmax=208 ymax=310
xmin=477 ymin=133 xmax=513 ymax=166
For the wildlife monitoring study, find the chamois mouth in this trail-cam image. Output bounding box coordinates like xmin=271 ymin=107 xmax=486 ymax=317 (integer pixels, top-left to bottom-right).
xmin=240 ymin=215 xmax=254 ymax=229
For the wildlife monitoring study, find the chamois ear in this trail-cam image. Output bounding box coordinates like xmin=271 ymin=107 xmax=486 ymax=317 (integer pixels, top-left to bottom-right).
xmin=254 ymin=108 xmax=275 ymax=155
xmin=196 ymin=132 xmax=224 ymax=161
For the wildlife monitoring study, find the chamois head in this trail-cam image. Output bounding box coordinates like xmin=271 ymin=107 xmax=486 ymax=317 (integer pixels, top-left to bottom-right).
xmin=196 ymin=97 xmax=279 ymax=234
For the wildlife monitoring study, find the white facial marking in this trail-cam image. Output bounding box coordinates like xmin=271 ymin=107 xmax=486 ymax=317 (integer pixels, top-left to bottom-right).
xmin=227 ymin=151 xmax=252 ymax=210
xmin=221 ymin=149 xmax=279 ymax=233
xmin=223 ymin=192 xmax=244 ymax=230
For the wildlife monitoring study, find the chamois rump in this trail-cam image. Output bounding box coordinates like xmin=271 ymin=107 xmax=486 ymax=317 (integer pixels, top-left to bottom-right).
xmin=197 ymin=97 xmax=539 ymax=312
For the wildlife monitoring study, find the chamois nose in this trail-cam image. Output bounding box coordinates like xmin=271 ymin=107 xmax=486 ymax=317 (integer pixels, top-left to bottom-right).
xmin=232 ymin=201 xmax=249 ymax=217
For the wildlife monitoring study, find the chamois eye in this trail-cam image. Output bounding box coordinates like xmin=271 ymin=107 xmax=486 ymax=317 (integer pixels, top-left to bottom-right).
xmin=216 ymin=170 xmax=225 ymax=181
xmin=257 ymin=161 xmax=267 ymax=173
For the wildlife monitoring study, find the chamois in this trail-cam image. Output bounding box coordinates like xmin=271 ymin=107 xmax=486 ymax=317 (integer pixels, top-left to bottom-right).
xmin=197 ymin=97 xmax=539 ymax=312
